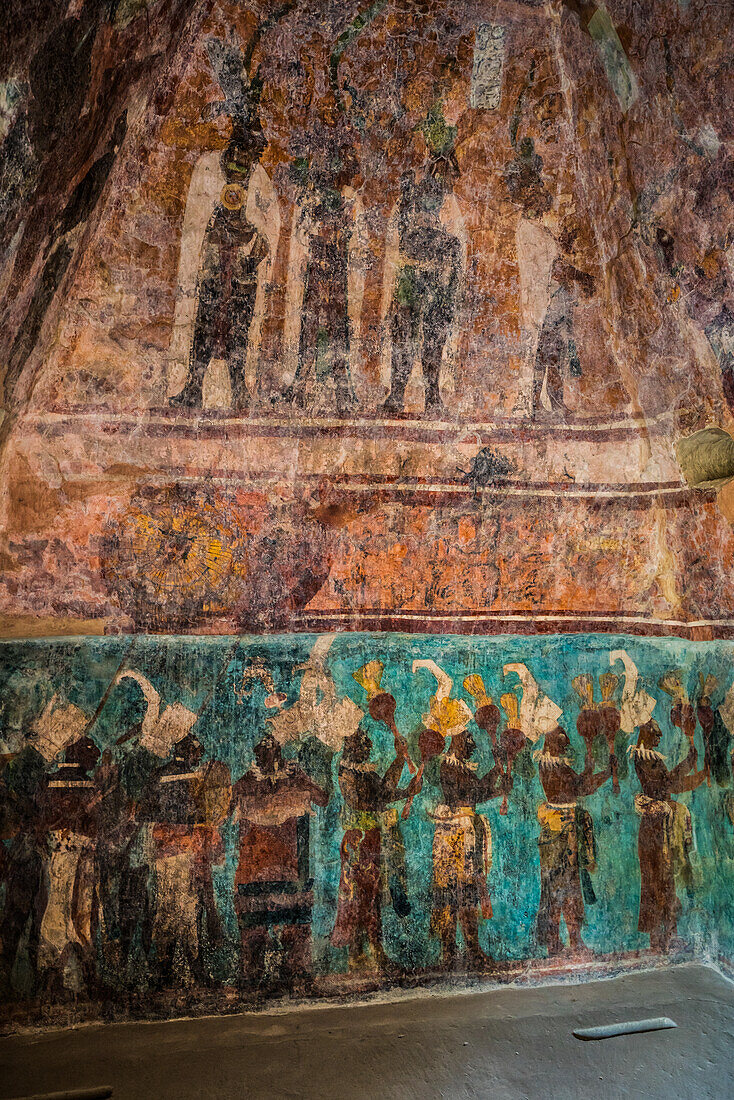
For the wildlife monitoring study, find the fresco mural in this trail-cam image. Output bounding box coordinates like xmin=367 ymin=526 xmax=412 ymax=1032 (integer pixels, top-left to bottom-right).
xmin=2 ymin=631 xmax=734 ymax=1024
xmin=1 ymin=0 xmax=734 ymax=636
xmin=1 ymin=0 xmax=734 ymax=1033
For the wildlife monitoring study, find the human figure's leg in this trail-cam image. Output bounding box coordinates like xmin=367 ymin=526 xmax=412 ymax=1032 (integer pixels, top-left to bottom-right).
xmin=1 ymin=844 xmax=46 ymax=990
xmin=118 ymin=861 xmax=145 ymax=973
xmin=239 ymin=924 xmax=269 ymax=989
xmin=169 ymin=283 xmax=218 ymax=407
xmin=537 ymin=884 xmax=563 ymax=956
xmin=196 ymin=850 xmax=223 ymax=952
xmin=532 ymin=321 xmax=568 ymax=418
xmin=330 ymin=312 xmax=355 ymax=415
xmin=421 ymin=280 xmax=454 ymax=418
xmin=347 ymin=933 xmax=365 ymax=971
xmin=325 ymin=261 xmax=356 ymax=415
xmin=380 ymin=290 xmax=419 ymax=414
xmin=459 ymin=906 xmax=492 ymax=968
xmin=0 ymin=901 xmax=27 ymax=992
xmin=357 ymin=830 xmax=388 ymax=969
xmin=95 ymin=848 xmax=121 ymax=977
xmin=437 ymin=907 xmax=459 ymax=968
xmin=155 ymin=936 xmax=178 ymax=988
xmin=281 ymin=923 xmax=313 ymax=990
xmin=562 ymin=898 xmax=587 ymax=953
xmin=27 ymin=856 xmax=47 ymax=991
xmin=531 ymin=341 xmax=547 ymax=418
xmin=657 ymin=914 xmax=675 ymax=954
xmin=289 ymin=271 xmax=320 ymax=407
xmin=227 ymin=279 xmax=257 ymax=413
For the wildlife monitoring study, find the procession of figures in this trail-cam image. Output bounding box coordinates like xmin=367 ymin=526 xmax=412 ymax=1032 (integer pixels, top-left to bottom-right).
xmin=167 ymin=57 xmax=473 ymax=420
xmin=160 ymin=15 xmax=734 ymax=424
xmin=2 ymin=643 xmax=733 ymax=1003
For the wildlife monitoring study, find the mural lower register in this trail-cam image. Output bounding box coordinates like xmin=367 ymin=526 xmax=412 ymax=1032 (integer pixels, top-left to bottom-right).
xmin=2 ymin=631 xmax=734 ymax=1023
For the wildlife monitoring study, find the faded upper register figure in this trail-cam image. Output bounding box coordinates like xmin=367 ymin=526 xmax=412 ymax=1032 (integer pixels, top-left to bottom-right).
xmin=285 ymin=113 xmax=364 ymax=417
xmin=167 ymin=36 xmax=280 ymax=412
xmin=380 ymin=103 xmax=466 ymax=419
xmin=168 ymin=125 xmax=278 ymax=412
xmin=507 ymin=138 xmax=594 ymax=420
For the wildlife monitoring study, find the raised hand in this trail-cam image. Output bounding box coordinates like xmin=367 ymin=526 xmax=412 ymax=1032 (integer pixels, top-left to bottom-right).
xmin=598 ymin=673 xmax=621 ymax=793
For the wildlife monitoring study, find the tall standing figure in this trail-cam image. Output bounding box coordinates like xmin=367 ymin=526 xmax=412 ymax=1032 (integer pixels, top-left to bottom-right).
xmin=630 ymin=699 xmax=706 ymax=954
xmin=0 ymin=737 xmax=49 ymax=996
xmin=331 ymin=662 xmax=419 ymax=975
xmin=107 ymin=712 xmax=160 ymax=986
xmin=231 ymin=730 xmax=327 ymax=994
xmin=38 ymin=735 xmax=101 ymax=995
xmin=144 ymin=732 xmax=229 ymax=988
xmin=169 ymin=125 xmax=270 ymax=413
xmin=426 ymin=673 xmax=510 ymax=971
xmin=331 ymin=727 xmax=414 ymax=973
xmin=287 ymin=124 xmax=362 ymax=416
xmin=535 ymin=725 xmax=614 ymax=957
xmin=531 ymin=224 xmax=595 ymax=417
xmin=381 ymin=106 xmax=463 ymax=419
xmin=169 ymin=30 xmax=285 ymax=413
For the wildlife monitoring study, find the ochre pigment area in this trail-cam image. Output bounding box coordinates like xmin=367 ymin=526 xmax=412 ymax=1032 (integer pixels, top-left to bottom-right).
xmin=1 ymin=0 xmax=734 ymax=1028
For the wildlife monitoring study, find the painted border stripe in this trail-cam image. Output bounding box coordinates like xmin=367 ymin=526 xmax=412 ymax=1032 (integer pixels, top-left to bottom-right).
xmin=298 ymin=610 xmax=734 ymax=628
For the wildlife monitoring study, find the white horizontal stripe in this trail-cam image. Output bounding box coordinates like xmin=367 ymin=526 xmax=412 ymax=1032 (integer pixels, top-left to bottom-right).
xmin=25 ymin=409 xmax=675 ymax=434
xmin=336 ymin=483 xmax=687 ymax=498
xmin=301 ymin=610 xmax=734 ymax=628
xmin=32 ymin=465 xmax=685 ymax=498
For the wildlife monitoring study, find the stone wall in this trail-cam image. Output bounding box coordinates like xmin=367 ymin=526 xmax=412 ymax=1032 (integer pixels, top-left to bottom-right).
xmin=2 ymin=0 xmax=734 ymax=1027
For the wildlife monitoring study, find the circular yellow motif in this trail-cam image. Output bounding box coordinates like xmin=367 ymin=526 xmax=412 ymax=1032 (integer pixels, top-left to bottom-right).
xmin=220 ymin=183 xmax=246 ymax=211
xmin=101 ymin=486 xmax=254 ymax=629
xmin=127 ymin=508 xmax=233 ymax=599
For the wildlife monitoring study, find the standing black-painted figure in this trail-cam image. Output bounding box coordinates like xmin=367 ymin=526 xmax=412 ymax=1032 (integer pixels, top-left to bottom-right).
xmin=287 ymin=129 xmax=361 ymax=416
xmin=381 ymin=106 xmax=463 ymax=419
xmin=169 ymin=126 xmax=269 ymax=412
xmin=0 ymin=738 xmax=48 ymax=996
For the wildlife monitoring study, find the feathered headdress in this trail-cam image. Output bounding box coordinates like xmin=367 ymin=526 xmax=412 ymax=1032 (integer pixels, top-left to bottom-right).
xmin=417 ymin=102 xmax=460 ymax=181
xmin=425 ymin=695 xmax=472 ymax=738
xmin=658 ymin=670 xmax=688 ymax=705
xmin=204 ymin=37 xmax=265 ymax=133
xmin=463 ymin=674 xmax=492 ymax=710
xmin=352 ymin=660 xmax=384 ymax=701
xmin=572 ymin=673 xmax=596 ymax=709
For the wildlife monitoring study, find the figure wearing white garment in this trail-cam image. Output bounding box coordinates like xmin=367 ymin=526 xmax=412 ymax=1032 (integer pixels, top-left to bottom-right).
xmin=168 ymin=125 xmax=280 ymax=412
xmin=508 ymin=139 xmax=595 ymax=418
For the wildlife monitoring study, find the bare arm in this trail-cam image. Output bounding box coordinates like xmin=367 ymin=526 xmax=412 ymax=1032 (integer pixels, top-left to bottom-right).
xmin=475 ymin=763 xmax=508 ymax=802
xmin=250 ymin=228 xmax=269 ymax=264
xmin=578 ymin=753 xmax=614 ymax=797
xmin=668 ymin=743 xmax=697 ymax=786
xmin=304 ymin=776 xmax=329 ymax=808
xmin=671 ymin=764 xmax=707 ymax=794
xmin=381 ymin=751 xmax=409 ymax=802
xmin=394 ymin=770 xmax=423 ymax=802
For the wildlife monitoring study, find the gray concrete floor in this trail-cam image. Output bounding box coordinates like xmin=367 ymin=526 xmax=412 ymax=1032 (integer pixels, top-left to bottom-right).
xmin=1 ymin=964 xmax=732 ymax=1099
